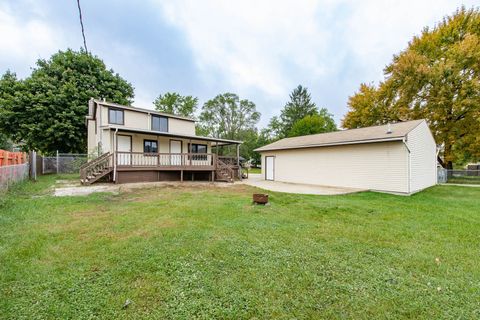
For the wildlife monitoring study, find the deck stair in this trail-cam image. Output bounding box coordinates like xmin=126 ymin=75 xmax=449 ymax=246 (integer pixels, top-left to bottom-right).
xmin=80 ymin=152 xmax=113 ymax=185
xmin=215 ymin=158 xmax=235 ymax=182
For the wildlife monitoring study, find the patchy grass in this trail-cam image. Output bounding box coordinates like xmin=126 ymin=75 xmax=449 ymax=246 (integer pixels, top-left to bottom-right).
xmin=1 ymin=177 xmax=479 ymax=319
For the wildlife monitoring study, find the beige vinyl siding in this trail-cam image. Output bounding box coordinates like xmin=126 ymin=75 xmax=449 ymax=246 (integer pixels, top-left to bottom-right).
xmin=407 ymin=121 xmax=437 ymax=193
xmin=102 ymin=129 xmax=111 ymax=154
xmin=261 ymin=141 xmax=409 ymax=193
xmin=87 ymin=120 xmax=96 ymax=154
xmin=169 ymin=118 xmax=196 ymax=135
xmin=100 ymin=105 xmax=195 ymax=136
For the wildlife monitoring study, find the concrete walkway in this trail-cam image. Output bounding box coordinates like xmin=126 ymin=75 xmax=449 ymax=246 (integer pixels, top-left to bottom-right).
xmin=239 ymin=174 xmax=366 ymax=195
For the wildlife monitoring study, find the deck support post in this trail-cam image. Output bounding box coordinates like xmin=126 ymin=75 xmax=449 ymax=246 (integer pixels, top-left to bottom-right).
xmin=189 ymin=139 xmax=192 ymax=166
xmin=180 ymin=170 xmax=183 ymax=182
xmin=236 ymin=144 xmax=241 ymax=181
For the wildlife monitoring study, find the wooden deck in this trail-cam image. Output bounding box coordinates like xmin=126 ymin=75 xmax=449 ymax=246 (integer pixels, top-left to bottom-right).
xmin=80 ymin=152 xmax=240 ymax=185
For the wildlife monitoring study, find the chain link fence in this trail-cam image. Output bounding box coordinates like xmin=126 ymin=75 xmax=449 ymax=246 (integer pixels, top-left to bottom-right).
xmin=438 ymin=168 xmax=480 ymax=185
xmin=41 ymin=153 xmax=88 ymax=174
xmin=0 ymin=163 xmax=29 ymax=191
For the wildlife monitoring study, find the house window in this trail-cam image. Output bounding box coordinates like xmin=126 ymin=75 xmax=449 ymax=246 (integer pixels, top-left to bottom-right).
xmin=152 ymin=115 xmax=168 ymax=132
xmin=108 ymin=108 xmax=124 ymax=125
xmin=189 ymin=143 xmax=207 ymax=160
xmin=144 ymin=140 xmax=158 ymax=153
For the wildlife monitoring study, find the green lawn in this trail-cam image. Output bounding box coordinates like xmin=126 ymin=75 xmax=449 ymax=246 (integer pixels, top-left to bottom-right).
xmin=1 ymin=176 xmax=479 ymax=319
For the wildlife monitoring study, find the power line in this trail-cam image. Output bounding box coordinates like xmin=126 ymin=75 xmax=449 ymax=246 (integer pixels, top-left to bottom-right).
xmin=76 ymin=0 xmax=88 ymax=53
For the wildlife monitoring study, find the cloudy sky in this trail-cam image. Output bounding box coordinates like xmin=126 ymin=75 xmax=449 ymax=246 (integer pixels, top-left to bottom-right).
xmin=0 ymin=0 xmax=477 ymax=127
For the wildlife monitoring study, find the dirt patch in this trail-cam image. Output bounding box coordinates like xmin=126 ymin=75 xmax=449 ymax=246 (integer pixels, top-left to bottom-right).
xmin=53 ymin=180 xmax=244 ymax=197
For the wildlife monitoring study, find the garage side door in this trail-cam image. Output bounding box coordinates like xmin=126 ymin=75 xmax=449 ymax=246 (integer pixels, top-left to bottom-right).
xmin=265 ymin=156 xmax=274 ymax=180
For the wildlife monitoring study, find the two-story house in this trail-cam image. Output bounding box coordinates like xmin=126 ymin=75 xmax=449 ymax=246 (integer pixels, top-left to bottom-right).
xmin=81 ymin=99 xmax=242 ymax=185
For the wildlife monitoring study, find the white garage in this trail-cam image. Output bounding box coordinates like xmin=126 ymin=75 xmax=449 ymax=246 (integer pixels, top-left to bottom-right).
xmin=255 ymin=120 xmax=437 ymax=195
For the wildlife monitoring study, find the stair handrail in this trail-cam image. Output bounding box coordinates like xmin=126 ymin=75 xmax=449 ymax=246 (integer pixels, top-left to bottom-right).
xmin=216 ymin=158 xmax=235 ymax=181
xmin=79 ymin=152 xmax=111 ymax=170
xmin=80 ymin=152 xmax=113 ymax=182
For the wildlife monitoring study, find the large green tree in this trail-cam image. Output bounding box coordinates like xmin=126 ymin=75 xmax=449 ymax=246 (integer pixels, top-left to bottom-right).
xmin=153 ymin=92 xmax=198 ymax=118
xmin=199 ymin=93 xmax=260 ymax=140
xmin=288 ymin=109 xmax=337 ymax=137
xmin=0 ymin=49 xmax=134 ymax=154
xmin=343 ymin=7 xmax=480 ymax=168
xmin=198 ymin=93 xmax=260 ymax=158
xmin=278 ymin=85 xmax=318 ymax=137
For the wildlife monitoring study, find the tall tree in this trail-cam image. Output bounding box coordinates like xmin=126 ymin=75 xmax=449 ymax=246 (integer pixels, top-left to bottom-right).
xmin=279 ymin=85 xmax=318 ymax=137
xmin=342 ymin=83 xmax=390 ymax=129
xmin=342 ymin=7 xmax=480 ymax=168
xmin=288 ymin=109 xmax=337 ymax=137
xmin=0 ymin=49 xmax=134 ymax=154
xmin=153 ymin=92 xmax=198 ymax=118
xmin=199 ymin=93 xmax=260 ymax=140
xmin=0 ymin=133 xmax=12 ymax=150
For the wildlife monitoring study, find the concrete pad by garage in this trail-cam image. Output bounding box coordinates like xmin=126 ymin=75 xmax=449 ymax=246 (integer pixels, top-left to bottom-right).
xmin=240 ymin=174 xmax=366 ymax=195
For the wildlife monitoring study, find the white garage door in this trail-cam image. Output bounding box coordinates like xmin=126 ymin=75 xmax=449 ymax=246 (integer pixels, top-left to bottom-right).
xmin=265 ymin=156 xmax=274 ymax=180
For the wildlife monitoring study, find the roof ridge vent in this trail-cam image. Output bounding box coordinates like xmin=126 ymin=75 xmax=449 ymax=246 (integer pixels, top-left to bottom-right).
xmin=386 ymin=123 xmax=392 ymax=134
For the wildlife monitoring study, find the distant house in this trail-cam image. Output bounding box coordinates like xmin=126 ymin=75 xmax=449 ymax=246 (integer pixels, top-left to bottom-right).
xmin=255 ymin=120 xmax=437 ymax=195
xmin=82 ymin=99 xmax=242 ymax=185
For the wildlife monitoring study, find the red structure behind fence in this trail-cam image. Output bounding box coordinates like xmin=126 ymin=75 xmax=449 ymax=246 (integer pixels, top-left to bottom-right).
xmin=0 ymin=150 xmax=27 ymax=167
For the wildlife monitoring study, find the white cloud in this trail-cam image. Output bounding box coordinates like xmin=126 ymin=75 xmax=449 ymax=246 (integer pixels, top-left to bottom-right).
xmin=0 ymin=2 xmax=64 ymax=77
xmin=152 ymin=0 xmax=478 ymax=124
xmin=156 ymin=0 xmax=335 ymax=97
xmin=1 ymin=0 xmax=478 ymax=126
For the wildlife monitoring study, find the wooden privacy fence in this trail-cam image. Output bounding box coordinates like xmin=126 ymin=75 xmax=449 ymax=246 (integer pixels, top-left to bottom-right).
xmin=0 ymin=150 xmax=27 ymax=167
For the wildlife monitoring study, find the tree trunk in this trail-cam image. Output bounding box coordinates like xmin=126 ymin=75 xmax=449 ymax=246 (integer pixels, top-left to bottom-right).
xmin=446 ymin=161 xmax=453 ymax=170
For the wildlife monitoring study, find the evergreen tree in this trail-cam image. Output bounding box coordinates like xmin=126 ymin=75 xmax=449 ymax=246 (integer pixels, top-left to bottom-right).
xmin=279 ymin=85 xmax=318 ymax=137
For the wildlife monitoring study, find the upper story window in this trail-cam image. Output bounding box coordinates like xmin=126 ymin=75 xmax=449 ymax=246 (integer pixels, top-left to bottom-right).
xmin=152 ymin=115 xmax=168 ymax=132
xmin=108 ymin=108 xmax=124 ymax=125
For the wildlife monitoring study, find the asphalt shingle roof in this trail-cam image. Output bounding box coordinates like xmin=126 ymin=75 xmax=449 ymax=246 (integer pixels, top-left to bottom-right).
xmin=254 ymin=119 xmax=425 ymax=152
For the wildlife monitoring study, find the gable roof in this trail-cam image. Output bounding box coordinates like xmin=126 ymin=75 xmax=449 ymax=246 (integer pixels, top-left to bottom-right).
xmin=91 ymin=99 xmax=196 ymax=122
xmin=254 ymin=119 xmax=425 ymax=152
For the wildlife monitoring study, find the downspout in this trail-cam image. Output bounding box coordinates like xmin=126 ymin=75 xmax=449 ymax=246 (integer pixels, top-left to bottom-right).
xmin=113 ymin=128 xmax=118 ymax=182
xmin=403 ymin=137 xmax=411 ymax=194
